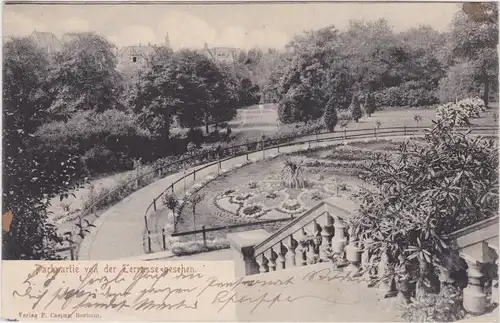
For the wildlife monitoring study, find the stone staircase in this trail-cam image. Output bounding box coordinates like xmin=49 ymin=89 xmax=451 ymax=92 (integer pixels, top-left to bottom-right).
xmin=227 ymin=197 xmax=499 ymax=319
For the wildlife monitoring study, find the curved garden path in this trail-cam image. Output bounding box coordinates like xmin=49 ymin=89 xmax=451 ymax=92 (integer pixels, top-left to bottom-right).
xmin=78 ymin=132 xmax=432 ymax=260
xmin=79 ymin=134 xmax=315 ymax=260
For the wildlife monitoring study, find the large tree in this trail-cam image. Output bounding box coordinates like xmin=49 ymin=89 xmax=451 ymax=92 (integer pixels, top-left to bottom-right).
xmin=127 ymin=47 xmax=179 ymax=140
xmin=3 ymin=37 xmax=86 ymax=259
xmin=47 ymin=32 xmax=123 ymax=119
xmin=278 ymin=25 xmax=341 ymax=123
xmin=450 ymin=3 xmax=498 ymax=106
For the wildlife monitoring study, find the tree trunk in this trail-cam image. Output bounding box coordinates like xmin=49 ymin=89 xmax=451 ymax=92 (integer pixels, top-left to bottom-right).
xmin=483 ymin=78 xmax=490 ymax=108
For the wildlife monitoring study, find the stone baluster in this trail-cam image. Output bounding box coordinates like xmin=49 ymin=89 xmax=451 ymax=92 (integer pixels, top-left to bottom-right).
xmin=268 ymin=248 xmax=278 ymax=272
xmin=306 ymin=242 xmax=316 ymax=265
xmin=463 ymin=256 xmax=487 ymax=315
xmin=277 ymin=242 xmax=287 ymax=270
xmin=331 ymin=217 xmax=347 ymax=266
xmin=298 ymin=228 xmax=308 ymax=266
xmin=256 ymin=253 xmax=269 ymax=273
xmin=312 ymin=220 xmax=322 ymax=263
xmin=320 ymin=214 xmax=334 ymax=262
xmin=377 ymin=250 xmax=395 ymax=296
xmin=437 ymin=265 xmax=453 ymax=291
xmin=395 ymin=254 xmax=410 ymax=305
xmin=361 ymin=238 xmax=373 ymax=279
xmin=345 ymin=227 xmax=362 ymax=274
xmin=286 ymin=235 xmax=298 ymax=267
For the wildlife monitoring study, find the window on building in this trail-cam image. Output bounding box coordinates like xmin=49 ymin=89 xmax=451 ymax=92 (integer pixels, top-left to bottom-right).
xmin=132 ymin=56 xmax=137 ymax=63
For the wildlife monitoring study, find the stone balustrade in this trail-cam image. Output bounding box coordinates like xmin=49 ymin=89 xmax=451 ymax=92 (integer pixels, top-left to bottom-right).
xmin=227 ymin=199 xmax=499 ymax=317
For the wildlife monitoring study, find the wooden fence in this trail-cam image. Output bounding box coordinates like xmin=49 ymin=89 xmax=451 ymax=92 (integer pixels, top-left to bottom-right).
xmin=142 ymin=125 xmax=498 ymax=254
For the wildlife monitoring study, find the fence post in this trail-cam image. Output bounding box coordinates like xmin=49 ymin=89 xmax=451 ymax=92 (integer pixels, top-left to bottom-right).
xmin=144 ymin=214 xmax=149 ymax=232
xmin=193 ymin=169 xmax=196 ymax=181
xmin=343 ymin=129 xmax=347 ymax=141
xmin=162 ymin=228 xmax=166 ymax=250
xmin=202 ymin=226 xmax=207 ymax=248
xmin=277 ymin=145 xmax=280 ymax=153
xmin=135 ymin=167 xmax=140 ymax=189
xmin=404 ymin=125 xmax=407 ymax=136
xmin=69 ymin=239 xmax=75 ymax=260
xmin=246 ymin=152 xmax=249 ymax=161
xmin=147 ymin=231 xmax=152 ymax=253
xmin=374 ymin=127 xmax=378 ymax=139
xmin=171 ymin=184 xmax=174 ymax=194
xmin=218 ymin=160 xmax=221 ymax=173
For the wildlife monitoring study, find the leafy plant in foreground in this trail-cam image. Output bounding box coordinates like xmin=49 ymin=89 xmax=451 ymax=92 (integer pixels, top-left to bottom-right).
xmin=348 ymin=119 xmax=498 ymax=297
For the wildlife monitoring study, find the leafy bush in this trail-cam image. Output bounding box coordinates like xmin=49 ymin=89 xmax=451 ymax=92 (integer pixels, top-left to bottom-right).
xmin=322 ymin=98 xmax=338 ymax=132
xmin=401 ymin=285 xmax=466 ymax=322
xmin=338 ymin=110 xmax=352 ymax=122
xmin=170 ymin=237 xmax=229 ymax=256
xmin=36 ymin=110 xmax=151 ymax=174
xmin=364 ymin=92 xmax=376 ymax=117
xmin=349 ymin=95 xmax=362 ymax=122
xmin=349 ymin=120 xmax=498 ymax=298
xmin=436 ymin=97 xmax=485 ymax=127
xmin=187 ymin=128 xmax=204 ymax=146
xmin=374 ymin=84 xmax=438 ymax=108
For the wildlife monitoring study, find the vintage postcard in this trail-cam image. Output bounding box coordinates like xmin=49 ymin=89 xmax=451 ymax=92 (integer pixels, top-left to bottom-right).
xmin=1 ymin=1 xmax=499 ymax=322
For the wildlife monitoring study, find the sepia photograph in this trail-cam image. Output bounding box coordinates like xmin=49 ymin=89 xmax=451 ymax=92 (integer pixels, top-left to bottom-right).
xmin=1 ymin=1 xmax=499 ymax=321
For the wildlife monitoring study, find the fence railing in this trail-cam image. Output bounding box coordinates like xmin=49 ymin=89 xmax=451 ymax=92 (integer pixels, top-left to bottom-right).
xmin=142 ymin=125 xmax=498 ymax=254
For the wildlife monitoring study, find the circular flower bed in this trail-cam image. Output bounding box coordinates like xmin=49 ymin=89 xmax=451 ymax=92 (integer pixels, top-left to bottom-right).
xmin=240 ymin=204 xmax=267 ymax=218
xmin=278 ymin=199 xmax=305 ymax=215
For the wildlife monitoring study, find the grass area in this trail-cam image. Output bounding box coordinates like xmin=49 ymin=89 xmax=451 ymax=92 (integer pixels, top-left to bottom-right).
xmin=168 ymin=146 xmax=370 ymax=240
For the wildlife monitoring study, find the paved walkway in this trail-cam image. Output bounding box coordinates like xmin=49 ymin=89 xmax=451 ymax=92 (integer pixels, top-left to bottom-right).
xmin=79 ymin=135 xmax=317 ymax=260
xmin=79 ymin=131 xmax=425 ymax=260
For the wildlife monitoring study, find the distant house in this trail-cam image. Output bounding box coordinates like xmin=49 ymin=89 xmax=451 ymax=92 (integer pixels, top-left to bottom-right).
xmin=200 ymin=43 xmax=239 ymax=63
xmin=28 ymin=31 xmax=61 ymax=56
xmin=60 ymin=32 xmax=85 ymax=45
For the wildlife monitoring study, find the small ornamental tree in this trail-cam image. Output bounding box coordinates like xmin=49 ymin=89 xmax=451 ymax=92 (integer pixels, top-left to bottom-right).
xmin=364 ymin=92 xmax=376 ymax=117
xmin=349 ymin=119 xmax=498 ymax=301
xmin=322 ymin=97 xmax=338 ymax=132
xmin=185 ymin=193 xmax=205 ymax=230
xmin=349 ymin=95 xmax=362 ymax=123
xmin=163 ymin=193 xmax=179 ymax=219
xmin=281 ymin=155 xmax=308 ymax=189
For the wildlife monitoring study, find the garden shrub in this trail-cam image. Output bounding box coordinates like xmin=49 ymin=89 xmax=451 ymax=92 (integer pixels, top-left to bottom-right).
xmin=338 ymin=110 xmax=352 ymax=122
xmin=170 ymin=237 xmax=229 ymax=256
xmin=349 ymin=95 xmax=362 ymax=122
xmin=186 ymin=128 xmax=204 ymax=147
xmin=322 ymin=98 xmax=338 ymax=132
xmin=436 ymin=97 xmax=486 ymax=127
xmin=364 ymin=92 xmax=376 ymax=117
xmin=349 ymin=119 xmax=498 ymax=303
xmin=401 ymin=285 xmax=466 ymax=322
xmin=374 ymin=83 xmax=438 ymax=108
xmin=36 ymin=110 xmax=152 ymax=174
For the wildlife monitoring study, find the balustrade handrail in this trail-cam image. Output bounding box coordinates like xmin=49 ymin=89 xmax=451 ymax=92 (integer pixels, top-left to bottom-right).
xmin=252 ymin=200 xmax=354 ymax=258
xmin=142 ymin=125 xmax=498 ymax=235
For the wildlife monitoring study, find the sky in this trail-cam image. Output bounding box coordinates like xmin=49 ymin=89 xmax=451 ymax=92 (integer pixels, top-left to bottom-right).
xmin=3 ymin=2 xmax=462 ymax=50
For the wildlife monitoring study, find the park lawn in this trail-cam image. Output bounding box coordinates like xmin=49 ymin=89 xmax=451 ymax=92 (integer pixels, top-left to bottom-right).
xmin=170 ymin=146 xmax=371 ymax=242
